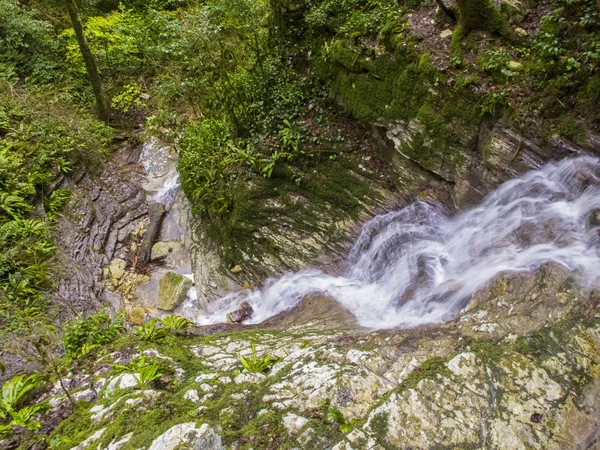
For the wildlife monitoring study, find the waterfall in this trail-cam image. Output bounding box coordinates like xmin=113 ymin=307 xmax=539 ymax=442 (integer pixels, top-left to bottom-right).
xmin=190 ymin=155 xmax=600 ymax=329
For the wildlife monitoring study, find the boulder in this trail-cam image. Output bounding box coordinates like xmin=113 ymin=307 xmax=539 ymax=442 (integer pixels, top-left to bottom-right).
xmin=150 ymin=241 xmax=184 ymax=261
xmin=157 ymin=272 xmax=192 ymax=311
xmin=147 ymin=423 xmax=223 ymax=450
xmin=226 ymin=301 xmax=254 ymax=323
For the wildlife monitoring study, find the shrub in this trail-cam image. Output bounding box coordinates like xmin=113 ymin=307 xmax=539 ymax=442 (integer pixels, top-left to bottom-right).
xmin=0 ymin=0 xmax=62 ymax=82
xmin=63 ymin=309 xmax=125 ymax=358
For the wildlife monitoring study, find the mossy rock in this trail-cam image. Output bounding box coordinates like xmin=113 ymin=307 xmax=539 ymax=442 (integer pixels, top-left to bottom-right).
xmin=128 ymin=306 xmax=147 ymax=325
xmin=157 ymin=272 xmax=192 ymax=311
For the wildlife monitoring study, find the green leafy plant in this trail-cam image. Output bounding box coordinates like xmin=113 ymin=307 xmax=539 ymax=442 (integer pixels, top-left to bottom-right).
xmin=134 ymin=364 xmax=165 ymax=388
xmin=320 ymin=398 xmax=353 ymax=433
xmin=111 ymin=355 xmax=149 ymax=374
xmin=63 ymin=309 xmax=125 ymax=358
xmin=44 ymin=189 xmax=71 ymax=222
xmin=158 ymin=315 xmax=192 ymax=331
xmin=238 ymin=342 xmax=276 ymax=373
xmin=134 ymin=318 xmax=167 ymax=341
xmin=278 ymin=119 xmax=302 ymax=153
xmin=0 ymin=374 xmax=50 ymax=437
xmin=479 ymin=91 xmax=507 ymax=116
xmin=478 ymin=48 xmax=510 ymax=74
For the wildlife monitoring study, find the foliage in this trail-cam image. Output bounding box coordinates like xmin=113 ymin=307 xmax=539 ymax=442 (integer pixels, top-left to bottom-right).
xmin=158 ymin=315 xmax=192 ymax=331
xmin=479 ymin=91 xmax=507 ymax=116
xmin=134 ymin=318 xmax=167 ymax=341
xmin=478 ymin=48 xmax=510 ymax=74
xmin=134 ymin=364 xmax=166 ymax=388
xmin=0 ymin=374 xmax=50 ymax=437
xmin=0 ymin=83 xmax=110 ymax=332
xmin=63 ymin=309 xmax=125 ymax=358
xmin=238 ymin=342 xmax=276 ymax=373
xmin=0 ymin=0 xmax=63 ymax=82
xmin=320 ymin=398 xmax=353 ymax=433
xmin=304 ymin=0 xmax=397 ymax=38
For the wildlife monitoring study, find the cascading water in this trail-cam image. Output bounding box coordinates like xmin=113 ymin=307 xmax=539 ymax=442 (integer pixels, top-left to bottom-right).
xmin=188 ymin=155 xmax=600 ymax=329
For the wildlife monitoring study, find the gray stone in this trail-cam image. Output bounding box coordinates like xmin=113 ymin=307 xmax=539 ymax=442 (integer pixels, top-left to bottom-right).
xmin=150 ymin=241 xmax=184 ymax=261
xmin=147 ymin=423 xmax=223 ymax=450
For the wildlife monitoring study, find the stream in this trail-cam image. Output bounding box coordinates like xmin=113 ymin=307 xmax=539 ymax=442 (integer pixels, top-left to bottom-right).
xmin=140 ymin=143 xmax=600 ymax=329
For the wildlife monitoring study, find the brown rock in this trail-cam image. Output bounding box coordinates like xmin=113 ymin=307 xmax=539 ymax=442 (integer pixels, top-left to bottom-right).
xmin=226 ymin=302 xmax=254 ymax=323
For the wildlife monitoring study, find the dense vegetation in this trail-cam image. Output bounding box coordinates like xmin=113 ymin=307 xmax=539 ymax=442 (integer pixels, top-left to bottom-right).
xmin=0 ymin=0 xmax=599 ymax=444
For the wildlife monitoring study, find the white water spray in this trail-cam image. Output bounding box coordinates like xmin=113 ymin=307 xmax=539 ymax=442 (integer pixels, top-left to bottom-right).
xmin=191 ymin=155 xmax=600 ymax=329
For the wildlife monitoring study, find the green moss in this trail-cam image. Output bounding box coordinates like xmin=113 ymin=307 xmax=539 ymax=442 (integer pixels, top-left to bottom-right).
xmin=326 ymin=39 xmax=480 ymax=180
xmin=468 ymin=339 xmax=507 ymax=363
xmin=47 ymin=402 xmax=94 ymax=450
xmin=557 ymin=114 xmax=584 ymax=140
xmin=191 ymin=151 xmax=382 ymax=281
xmin=295 ymin=418 xmax=345 ymax=449
xmin=455 ymin=0 xmax=509 ymax=35
xmin=368 ymin=412 xmax=400 ymax=449
xmin=400 ymin=356 xmax=452 ymax=390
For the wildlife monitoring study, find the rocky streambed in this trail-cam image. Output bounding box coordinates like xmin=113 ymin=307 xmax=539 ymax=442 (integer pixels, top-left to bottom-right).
xmin=31 ymin=123 xmax=600 ymax=450
xmin=28 ymin=263 xmax=600 ymax=450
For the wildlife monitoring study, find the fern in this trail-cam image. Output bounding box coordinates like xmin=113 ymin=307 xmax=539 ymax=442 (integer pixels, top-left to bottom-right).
xmin=134 ymin=364 xmax=165 ymax=388
xmin=158 ymin=315 xmax=192 ymax=331
xmin=134 ymin=319 xmax=167 ymax=341
xmin=44 ymin=189 xmax=71 ymax=221
xmin=238 ymin=343 xmax=276 ymax=374
xmin=0 ymin=374 xmax=49 ymax=436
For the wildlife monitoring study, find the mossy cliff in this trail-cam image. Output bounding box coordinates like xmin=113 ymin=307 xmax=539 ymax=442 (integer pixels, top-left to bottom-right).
xmin=181 ymin=0 xmax=600 ymax=286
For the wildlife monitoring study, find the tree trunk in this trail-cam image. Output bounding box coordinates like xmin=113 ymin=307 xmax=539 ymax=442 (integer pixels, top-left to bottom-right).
xmin=597 ymin=0 xmax=600 ymax=18
xmin=64 ymin=0 xmax=110 ymax=123
xmin=455 ymin=0 xmax=508 ymax=34
xmin=435 ymin=0 xmax=456 ymax=22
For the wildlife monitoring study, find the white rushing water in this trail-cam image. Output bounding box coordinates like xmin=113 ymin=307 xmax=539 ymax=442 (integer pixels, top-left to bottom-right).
xmin=189 ymin=155 xmax=600 ymax=329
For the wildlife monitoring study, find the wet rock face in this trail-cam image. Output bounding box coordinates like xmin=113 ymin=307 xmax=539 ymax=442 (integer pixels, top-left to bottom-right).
xmin=157 ymin=272 xmax=192 ymax=311
xmin=54 ymin=144 xmax=148 ymax=318
xmin=380 ymin=116 xmax=585 ymax=211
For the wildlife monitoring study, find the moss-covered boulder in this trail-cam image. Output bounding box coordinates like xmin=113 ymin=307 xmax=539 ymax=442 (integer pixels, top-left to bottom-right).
xmin=157 ymin=272 xmax=192 ymax=311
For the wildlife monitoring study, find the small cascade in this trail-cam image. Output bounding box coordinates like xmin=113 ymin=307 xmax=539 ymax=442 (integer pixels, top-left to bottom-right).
xmin=136 ymin=139 xmax=198 ymax=313
xmin=187 ymin=155 xmax=600 ymax=329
